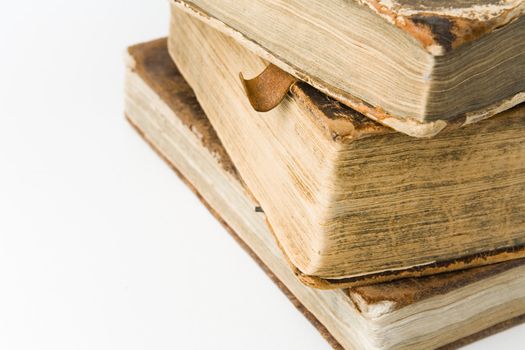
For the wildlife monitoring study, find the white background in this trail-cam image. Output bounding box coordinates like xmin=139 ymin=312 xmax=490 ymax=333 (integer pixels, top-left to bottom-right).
xmin=0 ymin=1 xmax=522 ymax=349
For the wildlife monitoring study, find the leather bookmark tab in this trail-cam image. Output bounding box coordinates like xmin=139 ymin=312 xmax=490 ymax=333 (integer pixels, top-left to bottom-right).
xmin=240 ymin=64 xmax=298 ymax=112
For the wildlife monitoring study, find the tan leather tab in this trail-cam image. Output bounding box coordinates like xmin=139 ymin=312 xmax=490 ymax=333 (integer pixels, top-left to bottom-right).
xmin=240 ymin=64 xmax=298 ymax=112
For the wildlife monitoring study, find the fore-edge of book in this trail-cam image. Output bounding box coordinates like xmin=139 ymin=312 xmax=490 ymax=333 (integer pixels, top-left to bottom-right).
xmin=171 ymin=0 xmax=525 ymax=138
xmin=124 ymin=38 xmax=525 ymax=349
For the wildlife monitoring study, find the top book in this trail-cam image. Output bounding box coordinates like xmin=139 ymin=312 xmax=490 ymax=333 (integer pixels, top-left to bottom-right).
xmin=173 ymin=0 xmax=525 ymax=137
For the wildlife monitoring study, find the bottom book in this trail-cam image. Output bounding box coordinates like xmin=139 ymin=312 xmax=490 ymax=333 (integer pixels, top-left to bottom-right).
xmin=124 ymin=39 xmax=525 ymax=350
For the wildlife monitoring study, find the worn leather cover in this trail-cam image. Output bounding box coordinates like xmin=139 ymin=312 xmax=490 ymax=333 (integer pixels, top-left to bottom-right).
xmin=126 ymin=39 xmax=525 ymax=348
xmin=350 ymin=258 xmax=525 ymax=312
xmin=358 ymin=0 xmax=525 ymax=54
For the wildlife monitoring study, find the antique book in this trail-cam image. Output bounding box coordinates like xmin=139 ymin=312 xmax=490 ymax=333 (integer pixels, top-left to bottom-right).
xmin=167 ymin=8 xmax=525 ymax=289
xmin=171 ymin=0 xmax=525 ymax=137
xmin=124 ymin=38 xmax=525 ymax=350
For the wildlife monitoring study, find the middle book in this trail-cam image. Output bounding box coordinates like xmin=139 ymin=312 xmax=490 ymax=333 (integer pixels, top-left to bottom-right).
xmin=168 ymin=6 xmax=525 ymax=289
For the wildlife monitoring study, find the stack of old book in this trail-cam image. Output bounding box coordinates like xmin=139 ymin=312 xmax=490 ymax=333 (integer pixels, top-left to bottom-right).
xmin=125 ymin=1 xmax=525 ymax=348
